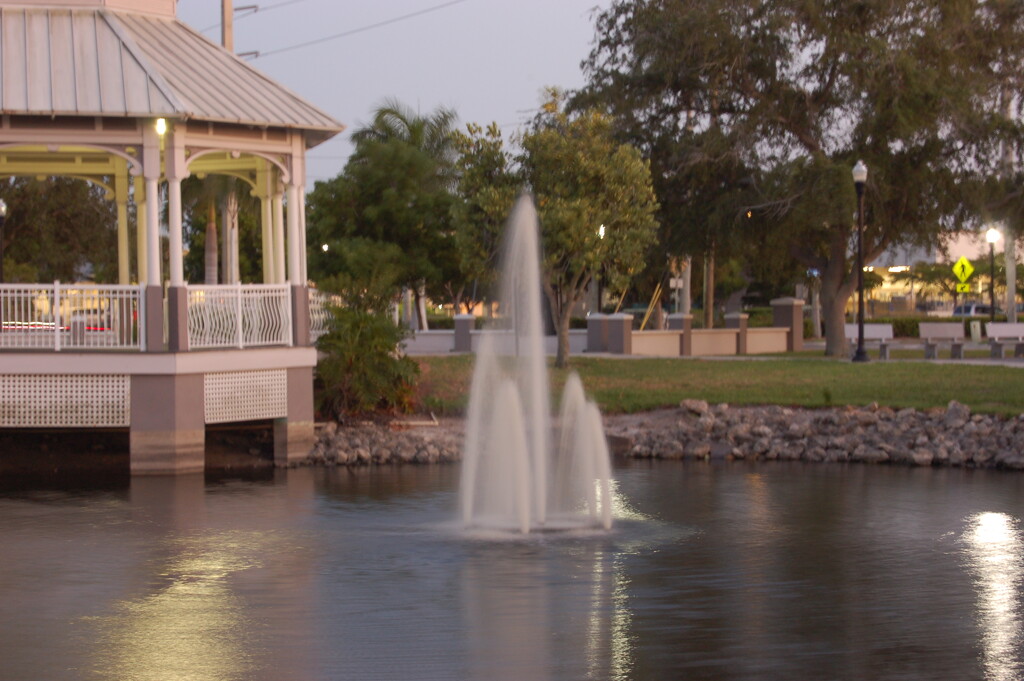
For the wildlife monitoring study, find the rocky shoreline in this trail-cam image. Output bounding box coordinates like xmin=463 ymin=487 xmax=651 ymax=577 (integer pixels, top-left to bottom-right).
xmin=305 ymin=400 xmax=1024 ymax=471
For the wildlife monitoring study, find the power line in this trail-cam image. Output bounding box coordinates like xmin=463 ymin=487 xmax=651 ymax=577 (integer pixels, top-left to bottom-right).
xmin=251 ymin=0 xmax=471 ymax=60
xmin=200 ymin=0 xmax=313 ymax=33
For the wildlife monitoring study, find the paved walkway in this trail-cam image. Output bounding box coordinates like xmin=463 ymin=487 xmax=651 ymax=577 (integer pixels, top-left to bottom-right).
xmin=403 ymin=332 xmax=1024 ymax=367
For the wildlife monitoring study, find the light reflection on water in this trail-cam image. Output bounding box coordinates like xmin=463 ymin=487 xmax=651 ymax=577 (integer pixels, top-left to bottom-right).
xmin=88 ymin=532 xmax=263 ymax=681
xmin=1 ymin=463 xmax=1023 ymax=680
xmin=963 ymin=512 xmax=1024 ymax=681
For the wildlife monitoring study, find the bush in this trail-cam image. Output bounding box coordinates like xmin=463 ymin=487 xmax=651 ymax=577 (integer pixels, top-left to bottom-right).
xmin=315 ymin=306 xmax=419 ymax=419
xmin=427 ymin=315 xmax=455 ymax=329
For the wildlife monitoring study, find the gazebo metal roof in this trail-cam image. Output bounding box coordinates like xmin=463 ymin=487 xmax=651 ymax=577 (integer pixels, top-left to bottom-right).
xmin=0 ymin=6 xmax=343 ymax=138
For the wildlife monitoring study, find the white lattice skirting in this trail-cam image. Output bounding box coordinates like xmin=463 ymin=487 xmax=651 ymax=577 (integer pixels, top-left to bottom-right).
xmin=204 ymin=370 xmax=288 ymax=424
xmin=0 ymin=374 xmax=130 ymax=427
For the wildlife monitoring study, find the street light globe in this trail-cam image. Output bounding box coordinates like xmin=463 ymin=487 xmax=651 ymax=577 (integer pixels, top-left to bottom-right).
xmin=852 ymin=160 xmax=868 ymax=185
xmin=0 ymin=199 xmax=7 ymax=218
xmin=986 ymin=226 xmax=1001 ymax=244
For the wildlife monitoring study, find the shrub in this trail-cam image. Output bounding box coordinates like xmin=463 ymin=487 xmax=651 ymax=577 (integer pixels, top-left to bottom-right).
xmin=427 ymin=315 xmax=455 ymax=329
xmin=315 ymin=305 xmax=419 ymax=419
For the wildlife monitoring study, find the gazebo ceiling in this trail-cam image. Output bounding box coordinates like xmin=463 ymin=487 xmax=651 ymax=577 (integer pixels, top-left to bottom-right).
xmin=0 ymin=5 xmax=343 ymax=145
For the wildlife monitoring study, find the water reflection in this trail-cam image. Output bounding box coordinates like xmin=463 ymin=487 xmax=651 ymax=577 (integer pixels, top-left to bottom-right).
xmin=5 ymin=463 xmax=1024 ymax=679
xmin=963 ymin=512 xmax=1024 ymax=681
xmin=89 ymin=531 xmax=263 ymax=681
xmin=461 ymin=535 xmax=635 ymax=681
xmin=84 ymin=474 xmax=319 ymax=681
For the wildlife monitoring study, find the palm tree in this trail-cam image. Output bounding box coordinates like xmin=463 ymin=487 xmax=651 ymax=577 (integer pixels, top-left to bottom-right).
xmin=351 ymin=98 xmax=459 ymax=187
xmin=350 ymin=99 xmax=460 ymax=329
xmin=180 ymin=174 xmax=260 ymax=284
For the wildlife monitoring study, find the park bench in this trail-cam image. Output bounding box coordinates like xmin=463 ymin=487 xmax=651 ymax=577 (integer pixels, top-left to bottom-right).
xmin=918 ymin=322 xmax=965 ymax=359
xmin=985 ymin=322 xmax=1024 ymax=359
xmin=844 ymin=323 xmax=894 ymax=359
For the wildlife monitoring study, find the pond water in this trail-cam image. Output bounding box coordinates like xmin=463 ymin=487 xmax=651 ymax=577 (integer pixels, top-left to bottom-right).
xmin=1 ymin=461 xmax=1023 ymax=681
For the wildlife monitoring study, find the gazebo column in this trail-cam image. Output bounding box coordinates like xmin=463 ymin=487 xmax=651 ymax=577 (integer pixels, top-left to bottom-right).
xmin=129 ymin=121 xmax=204 ymax=476
xmin=272 ymin=186 xmax=286 ymax=284
xmin=142 ymin=125 xmax=163 ymax=351
xmin=299 ymin=183 xmax=308 ymax=282
xmin=165 ymin=123 xmax=189 ymax=352
xmin=286 ymin=179 xmax=309 ymax=347
xmin=134 ymin=175 xmax=148 ymax=286
xmin=256 ymin=163 xmax=274 ymax=283
xmin=114 ymin=160 xmax=130 ymax=285
xmin=272 ymin=138 xmax=314 ymax=465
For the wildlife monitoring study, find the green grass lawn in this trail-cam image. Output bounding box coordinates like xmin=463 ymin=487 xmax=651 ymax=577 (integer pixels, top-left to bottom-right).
xmin=415 ymin=354 xmax=1024 ymax=416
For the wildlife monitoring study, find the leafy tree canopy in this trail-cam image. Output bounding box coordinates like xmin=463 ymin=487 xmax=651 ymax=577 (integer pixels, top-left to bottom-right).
xmin=0 ymin=177 xmax=117 ymax=283
xmin=308 ymin=101 xmax=460 ymax=326
xmin=521 ymin=91 xmax=660 ymax=367
xmin=581 ymin=0 xmax=1024 ymax=355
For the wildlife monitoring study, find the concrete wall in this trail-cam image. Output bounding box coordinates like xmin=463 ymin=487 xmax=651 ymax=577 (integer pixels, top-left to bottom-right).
xmin=631 ymin=331 xmax=684 ymax=357
xmin=746 ymin=328 xmax=788 ymax=354
xmin=691 ymin=329 xmax=740 ymax=356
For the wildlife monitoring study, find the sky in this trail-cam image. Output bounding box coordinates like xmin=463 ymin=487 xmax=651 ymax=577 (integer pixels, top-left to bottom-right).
xmin=175 ymin=0 xmax=610 ymax=186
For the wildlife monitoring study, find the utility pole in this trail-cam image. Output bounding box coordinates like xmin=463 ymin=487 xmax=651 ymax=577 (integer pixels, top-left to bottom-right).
xmin=222 ymin=0 xmax=234 ymax=53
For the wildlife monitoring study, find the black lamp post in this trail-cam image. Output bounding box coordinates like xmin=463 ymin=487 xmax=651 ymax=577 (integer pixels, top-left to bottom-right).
xmin=852 ymin=161 xmax=869 ymax=362
xmin=0 ymin=198 xmax=7 ymax=284
xmin=986 ymin=226 xmax=1000 ymax=323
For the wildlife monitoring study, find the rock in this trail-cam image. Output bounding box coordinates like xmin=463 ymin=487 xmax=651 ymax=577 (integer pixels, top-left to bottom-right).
xmin=302 ymin=404 xmax=1020 ymax=474
xmin=852 ymin=445 xmax=889 ymax=464
xmin=806 ymin=446 xmax=826 ymax=462
xmin=607 ymin=434 xmax=633 ymax=456
xmin=911 ymin=450 xmax=935 ymax=466
xmin=944 ymin=401 xmax=971 ymax=428
xmin=996 ymin=451 xmax=1024 ymax=470
xmin=686 ymin=441 xmax=712 ymax=459
xmin=697 ymin=414 xmax=717 ymax=432
xmin=680 ymin=399 xmax=710 ymax=415
xmin=709 ymin=442 xmax=733 ymax=460
xmin=661 ymin=440 xmax=685 ymax=459
xmin=825 ymin=449 xmax=847 ymax=463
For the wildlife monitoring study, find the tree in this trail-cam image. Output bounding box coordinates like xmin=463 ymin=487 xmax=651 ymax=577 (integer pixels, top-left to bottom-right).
xmin=582 ymin=0 xmax=1023 ymax=355
xmin=181 ymin=175 xmax=262 ymax=284
xmin=309 ymin=100 xmax=460 ymax=328
xmin=451 ymin=122 xmax=521 ymax=313
xmin=0 ymin=177 xmax=117 ymax=282
xmin=351 ymin=98 xmax=459 ymax=188
xmin=307 ymin=138 xmax=455 ymax=310
xmin=520 ymin=92 xmax=659 ymax=367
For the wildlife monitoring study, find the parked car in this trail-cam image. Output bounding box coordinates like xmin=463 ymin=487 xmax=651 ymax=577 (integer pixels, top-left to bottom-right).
xmin=952 ymin=303 xmax=1001 ymax=317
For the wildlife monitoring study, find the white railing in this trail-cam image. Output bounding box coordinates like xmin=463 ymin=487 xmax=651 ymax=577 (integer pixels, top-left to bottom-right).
xmin=309 ymin=288 xmax=343 ymax=343
xmin=187 ymin=283 xmax=292 ymax=349
xmin=0 ymin=282 xmax=145 ymax=351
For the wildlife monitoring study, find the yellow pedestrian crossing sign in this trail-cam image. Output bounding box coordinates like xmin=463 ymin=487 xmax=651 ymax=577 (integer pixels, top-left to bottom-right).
xmin=953 ymin=256 xmax=974 ymax=283
xmin=956 ymin=283 xmax=971 ymax=293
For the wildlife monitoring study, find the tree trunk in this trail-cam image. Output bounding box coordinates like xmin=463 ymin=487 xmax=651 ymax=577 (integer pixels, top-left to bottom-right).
xmin=415 ymin=283 xmax=429 ymax=331
xmin=820 ymin=267 xmax=858 ymax=357
xmin=204 ymin=201 xmax=218 ymax=284
xmin=682 ymin=255 xmax=692 ymax=315
xmin=1007 ymin=230 xmax=1017 ymax=322
xmin=703 ymin=250 xmax=714 ymax=328
xmin=811 ymin=279 xmax=822 ymax=338
xmin=821 ymin=284 xmax=849 ymax=357
xmin=554 ymin=305 xmax=573 ymax=368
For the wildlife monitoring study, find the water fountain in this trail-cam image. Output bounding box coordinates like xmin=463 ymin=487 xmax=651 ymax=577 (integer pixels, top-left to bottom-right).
xmin=459 ymin=194 xmax=613 ymax=533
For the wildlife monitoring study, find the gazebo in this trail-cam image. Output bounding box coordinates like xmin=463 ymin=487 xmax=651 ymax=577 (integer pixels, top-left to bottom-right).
xmin=0 ymin=0 xmax=344 ymax=473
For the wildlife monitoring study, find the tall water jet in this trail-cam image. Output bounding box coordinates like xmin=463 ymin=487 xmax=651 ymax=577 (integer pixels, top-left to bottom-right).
xmin=460 ymin=195 xmax=614 ymax=533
